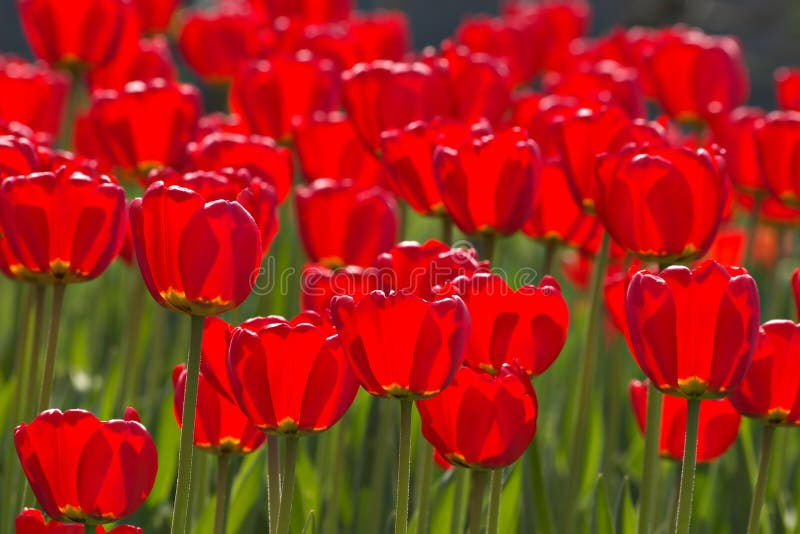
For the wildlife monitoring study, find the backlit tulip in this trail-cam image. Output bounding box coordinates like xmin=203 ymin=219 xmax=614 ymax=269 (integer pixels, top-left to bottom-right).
xmin=295 ymin=179 xmax=398 ymax=267
xmin=15 ymin=508 xmax=142 ymax=533
xmin=300 ymin=263 xmax=379 ymax=314
xmin=416 ymin=363 xmax=538 ymax=468
xmin=15 ymin=408 xmax=158 ymax=525
xmin=331 ymin=290 xmax=470 ymax=399
xmin=0 ymin=56 xmax=68 ymax=137
xmin=131 ymin=0 xmax=179 ymax=34
xmin=776 ymin=67 xmax=800 ymax=111
xmin=129 ymin=180 xmax=262 ymax=315
xmin=595 ymin=144 xmax=728 ymax=261
xmin=729 ymin=321 xmax=800 ymax=424
xmin=0 ymin=134 xmax=40 ymax=178
xmin=228 ymin=312 xmax=359 ymax=434
xmin=443 ymin=273 xmax=569 ymax=377
xmin=629 ymin=379 xmax=741 ymax=462
xmin=434 ymin=124 xmax=541 ymax=235
xmin=88 ymin=36 xmax=176 ymax=91
xmin=625 ymin=260 xmax=759 ymax=399
xmin=0 ymin=168 xmax=126 ymax=283
xmin=754 ymin=111 xmax=800 ymax=206
xmin=266 ymin=0 xmax=351 ymax=22
xmin=455 ymin=15 xmax=537 ymax=85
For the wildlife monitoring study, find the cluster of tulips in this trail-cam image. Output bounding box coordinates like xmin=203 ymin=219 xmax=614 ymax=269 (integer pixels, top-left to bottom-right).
xmin=2 ymin=0 xmax=800 ymax=533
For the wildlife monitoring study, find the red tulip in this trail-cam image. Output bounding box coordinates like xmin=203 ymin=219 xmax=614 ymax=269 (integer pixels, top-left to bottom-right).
xmin=293 ymin=111 xmax=389 ymax=189
xmin=295 ymin=180 xmax=398 ymax=267
xmin=84 ymin=79 xmax=201 ymax=178
xmin=172 ymin=318 xmax=266 ymax=454
xmin=375 ymin=239 xmax=488 ymax=300
xmin=16 ymin=508 xmax=142 ymax=533
xmin=776 ymin=67 xmax=800 ymax=111
xmin=17 ymin=0 xmax=136 ymax=69
xmin=381 ymin=119 xmax=470 ymax=216
xmin=266 ymin=0 xmax=350 ymax=23
xmin=179 ymin=5 xmax=272 ymax=84
xmin=701 ymin=226 xmax=745 ymax=267
xmin=629 ymin=379 xmax=741 ymax=462
xmin=300 ymin=263 xmax=379 ymax=314
xmin=129 ymin=180 xmax=262 ymax=315
xmin=595 ymin=144 xmax=728 ymax=261
xmin=347 ymin=11 xmax=410 ymax=63
xmin=434 ymin=124 xmax=541 ymax=235
xmin=416 ymin=363 xmax=537 ymax=469
xmin=15 ymin=408 xmax=158 ymax=524
xmin=445 ymin=273 xmax=568 ymax=376
xmin=728 ymin=321 xmax=800 ymax=424
xmin=709 ymin=107 xmax=765 ymax=194
xmin=0 ymin=168 xmax=126 ymax=283
xmin=130 ymin=0 xmax=179 ymax=34
xmin=341 ymin=60 xmax=454 ymax=154
xmin=455 ymin=15 xmax=538 ymax=85
xmin=0 ymin=56 xmax=68 ymax=137
xmin=0 ymin=134 xmax=41 ymax=178
xmin=332 ymin=291 xmax=470 ymax=398
xmin=626 ymin=260 xmax=760 ymax=399
xmin=88 ymin=36 xmax=176 ymax=91
xmin=187 ymin=131 xmax=294 ymax=203
xmin=230 ymin=52 xmax=340 ymax=143
xmin=754 ymin=111 xmax=800 ymax=206
xmin=228 ymin=312 xmax=359 ymax=434
xmin=649 ymin=27 xmax=749 ymax=122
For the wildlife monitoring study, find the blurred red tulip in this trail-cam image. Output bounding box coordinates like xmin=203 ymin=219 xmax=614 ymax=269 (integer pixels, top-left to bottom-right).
xmin=348 ymin=10 xmax=410 ymax=63
xmin=434 ymin=124 xmax=541 ymax=235
xmin=131 ymin=0 xmax=179 ymax=34
xmin=709 ymin=107 xmax=765 ymax=194
xmin=701 ymin=226 xmax=745 ymax=267
xmin=0 ymin=56 xmax=68 ymax=137
xmin=129 ymin=180 xmax=262 ymax=315
xmin=776 ymin=67 xmax=800 ymax=111
xmin=626 ymin=260 xmax=760 ymax=399
xmin=17 ymin=0 xmax=135 ymax=69
xmin=85 ymin=79 xmax=201 ymax=178
xmin=88 ymin=36 xmax=176 ymax=91
xmin=729 ymin=321 xmax=800 ymax=424
xmin=16 ymin=508 xmax=142 ymax=533
xmin=331 ymin=291 xmax=470 ymax=399
xmin=295 ymin=179 xmax=398 ymax=267
xmin=228 ymin=312 xmax=359 ymax=434
xmin=577 ymin=26 xmax=660 ymax=97
xmin=0 ymin=135 xmax=41 ymax=178
xmin=0 ymin=169 xmax=126 ymax=283
xmin=443 ymin=273 xmax=568 ymax=377
xmin=455 ymin=15 xmax=538 ymax=85
xmin=341 ymin=60 xmax=454 ymax=154
xmin=15 ymin=408 xmax=157 ymax=524
xmin=375 ymin=239 xmax=489 ymax=300
xmin=293 ymin=111 xmax=389 ymax=188
xmin=187 ymin=131 xmax=293 ymax=202
xmin=417 ymin=363 xmax=537 ymax=469
xmin=267 ymin=0 xmax=350 ymax=23
xmin=755 ymin=111 xmax=800 ymax=206
xmin=381 ymin=119 xmax=470 ymax=216
xmin=300 ymin=263 xmax=379 ymax=314
xmin=629 ymin=379 xmax=741 ymax=462
xmin=172 ymin=319 xmax=266 ymax=454
xmin=230 ymin=52 xmax=340 ymax=143
xmin=595 ymin=144 xmax=727 ymax=261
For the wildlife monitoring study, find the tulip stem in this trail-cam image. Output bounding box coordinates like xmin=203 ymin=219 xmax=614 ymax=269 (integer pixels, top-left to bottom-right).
xmin=442 ymin=216 xmax=453 ymax=245
xmin=214 ymin=455 xmax=232 ymax=534
xmin=638 ymin=382 xmax=664 ymax=534
xmin=743 ymin=194 xmax=763 ymax=269
xmin=468 ymin=470 xmax=488 ymax=534
xmin=541 ymin=239 xmax=558 ymax=277
xmin=276 ymin=436 xmax=299 ymax=534
xmin=85 ymin=523 xmax=94 ymax=534
xmin=565 ymin=232 xmax=610 ymax=526
xmin=451 ymin=468 xmax=467 ymax=534
xmin=37 ymin=283 xmax=66 ymax=413
xmin=674 ymin=398 xmax=701 ymax=534
xmin=483 ymin=233 xmax=496 ymax=264
xmin=487 ymin=469 xmax=503 ymax=534
xmin=746 ymin=423 xmax=775 ymax=534
xmin=170 ymin=314 xmax=206 ymax=534
xmin=415 ymin=439 xmax=434 ymax=534
xmin=267 ymin=436 xmax=281 ymax=533
xmin=323 ymin=422 xmax=346 ymax=534
xmin=396 ymin=399 xmax=413 ymax=534
xmin=117 ymin=270 xmax=147 ymax=407
xmin=526 ymin=439 xmax=555 ymax=534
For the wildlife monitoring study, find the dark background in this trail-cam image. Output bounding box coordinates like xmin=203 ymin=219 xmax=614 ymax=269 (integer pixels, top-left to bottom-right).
xmin=1 ymin=0 xmax=798 ymax=108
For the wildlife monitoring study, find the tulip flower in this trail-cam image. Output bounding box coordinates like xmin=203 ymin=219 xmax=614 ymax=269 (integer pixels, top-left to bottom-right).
xmin=266 ymin=0 xmax=351 ymax=22
xmin=15 ymin=408 xmax=157 ymax=526
xmin=776 ymin=67 xmax=800 ymax=111
xmin=755 ymin=111 xmax=800 ymax=207
xmin=130 ymin=0 xmax=179 ymax=34
xmin=629 ymin=379 xmax=741 ymax=463
xmin=0 ymin=134 xmax=42 ymax=178
xmin=17 ymin=0 xmax=136 ymax=70
xmin=16 ymin=508 xmax=142 ymax=533
xmin=0 ymin=56 xmax=68 ymax=137
xmin=442 ymin=272 xmax=569 ymax=377
xmin=229 ymin=52 xmax=340 ymax=143
xmin=87 ymin=36 xmax=176 ymax=92
xmin=300 ymin=263 xmax=379 ymax=314
xmin=295 ymin=180 xmax=398 ymax=268
xmin=455 ymin=15 xmax=538 ymax=85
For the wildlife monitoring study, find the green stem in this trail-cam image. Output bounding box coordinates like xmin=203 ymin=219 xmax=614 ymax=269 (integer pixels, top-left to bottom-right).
xmin=396 ymin=400 xmax=413 ymax=534
xmin=37 ymin=283 xmax=66 ymax=412
xmin=638 ymin=382 xmax=664 ymax=534
xmin=468 ymin=470 xmax=488 ymax=534
xmin=323 ymin=423 xmax=346 ymax=534
xmin=442 ymin=216 xmax=453 ymax=245
xmin=415 ymin=440 xmax=434 ymax=534
xmin=565 ymin=232 xmax=610 ymax=523
xmin=674 ymin=398 xmax=701 ymax=534
xmin=170 ymin=314 xmax=206 ymax=534
xmin=144 ymin=307 xmax=167 ymax=416
xmin=527 ymin=440 xmax=555 ymax=534
xmin=541 ymin=240 xmax=558 ymax=276
xmin=117 ymin=271 xmax=146 ymax=406
xmin=746 ymin=424 xmax=776 ymax=534
xmin=58 ymin=72 xmax=86 ymax=150
xmin=487 ymin=469 xmax=503 ymax=534
xmin=267 ymin=436 xmax=281 ymax=533
xmin=84 ymin=523 xmax=94 ymax=534
xmin=483 ymin=233 xmax=496 ymax=265
xmin=276 ymin=436 xmax=299 ymax=534
xmin=743 ymin=193 xmax=763 ymax=269
xmin=214 ymin=455 xmax=232 ymax=534
xmin=451 ymin=469 xmax=467 ymax=534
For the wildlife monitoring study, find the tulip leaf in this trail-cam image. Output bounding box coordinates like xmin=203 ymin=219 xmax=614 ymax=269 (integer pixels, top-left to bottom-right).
xmin=593 ymin=474 xmax=614 ymax=534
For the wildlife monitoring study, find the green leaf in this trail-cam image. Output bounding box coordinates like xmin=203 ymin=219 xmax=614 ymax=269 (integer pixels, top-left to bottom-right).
xmin=594 ymin=474 xmax=614 ymax=534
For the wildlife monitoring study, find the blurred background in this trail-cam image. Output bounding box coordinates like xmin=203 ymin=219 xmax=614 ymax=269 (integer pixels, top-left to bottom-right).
xmin=1 ymin=0 xmax=798 ymax=107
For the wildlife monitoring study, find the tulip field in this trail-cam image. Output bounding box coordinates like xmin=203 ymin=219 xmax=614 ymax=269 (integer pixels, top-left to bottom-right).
xmin=3 ymin=0 xmax=800 ymax=533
